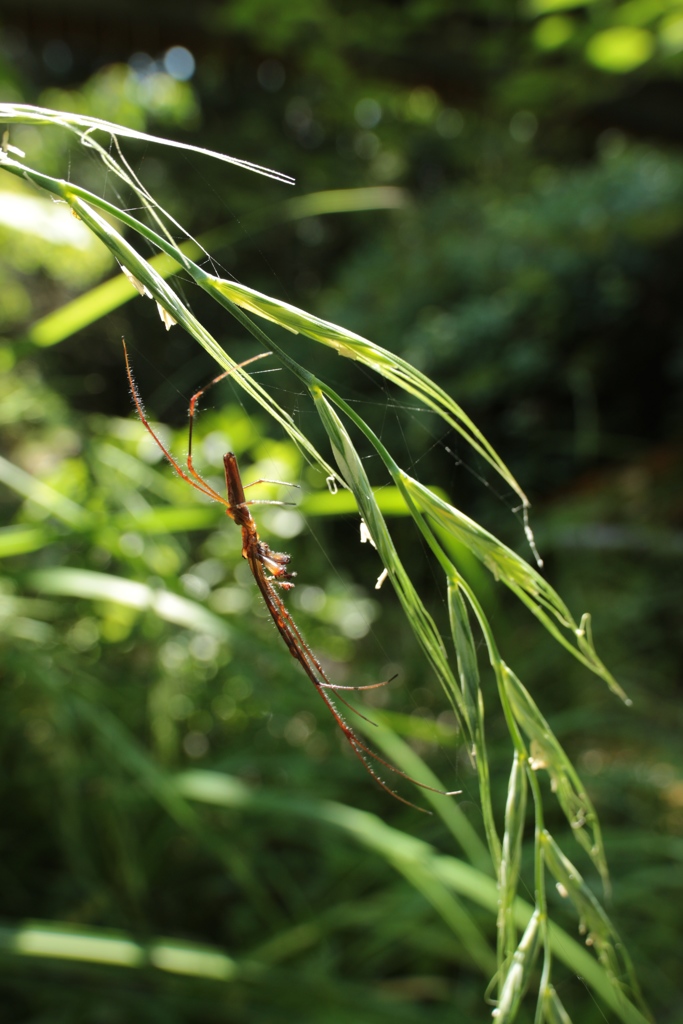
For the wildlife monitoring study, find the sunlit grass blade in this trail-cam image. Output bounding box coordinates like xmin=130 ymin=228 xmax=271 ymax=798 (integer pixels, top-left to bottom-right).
xmin=0 ymin=102 xmax=295 ymax=183
xmin=310 ymin=386 xmax=473 ymax=743
xmin=24 ymin=187 xmax=407 ymax=348
xmin=0 ymin=453 xmax=92 ymax=529
xmin=27 ymin=567 xmax=231 ymax=638
xmin=447 ymin=577 xmax=501 ymax=866
xmin=540 ymin=830 xmax=646 ymax=1014
xmin=0 ymin=591 xmax=56 ymax=644
xmin=206 ymin=274 xmax=529 ymax=506
xmin=4 ymin=921 xmax=145 ymax=969
xmin=502 ymin=664 xmax=608 ymax=886
xmin=0 ymin=524 xmax=52 ymax=557
xmin=494 ymin=909 xmax=543 ymax=1024
xmin=499 ymin=751 xmax=528 ymax=964
xmin=25 ymin=244 xmax=203 ymax=349
xmin=115 ymin=504 xmax=220 ymax=534
xmin=446 ymin=580 xmax=482 ymax=742
xmin=1 ymin=920 xmax=243 ymax=982
xmin=401 ymin=471 xmax=627 ymax=700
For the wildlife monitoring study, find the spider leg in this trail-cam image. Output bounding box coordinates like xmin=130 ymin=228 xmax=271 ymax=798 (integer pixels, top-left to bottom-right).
xmin=243 ymin=478 xmax=301 ymax=490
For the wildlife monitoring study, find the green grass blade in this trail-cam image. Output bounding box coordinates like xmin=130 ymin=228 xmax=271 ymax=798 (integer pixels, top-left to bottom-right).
xmin=25 ymin=188 xmax=406 ymax=348
xmin=0 ymin=102 xmax=295 ymax=183
xmin=353 ymin=710 xmax=491 ymax=871
xmin=0 ymin=453 xmax=92 ymax=529
xmin=0 ymin=524 xmax=52 ymax=558
xmin=177 ymin=769 xmax=650 ymax=1024
xmin=27 ymin=567 xmax=230 ymax=638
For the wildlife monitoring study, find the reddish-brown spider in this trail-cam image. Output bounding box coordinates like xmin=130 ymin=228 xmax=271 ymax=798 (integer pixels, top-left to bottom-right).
xmin=123 ymin=340 xmax=459 ymax=811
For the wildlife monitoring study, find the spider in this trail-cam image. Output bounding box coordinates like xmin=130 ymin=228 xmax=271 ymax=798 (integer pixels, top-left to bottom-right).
xmin=123 ymin=340 xmax=459 ymax=811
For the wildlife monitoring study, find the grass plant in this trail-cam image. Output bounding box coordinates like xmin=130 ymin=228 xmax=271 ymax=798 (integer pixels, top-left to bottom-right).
xmin=0 ymin=103 xmax=648 ymax=1023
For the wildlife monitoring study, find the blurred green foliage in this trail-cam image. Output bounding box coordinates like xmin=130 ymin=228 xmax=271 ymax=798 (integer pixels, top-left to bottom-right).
xmin=1 ymin=1 xmax=682 ymax=1021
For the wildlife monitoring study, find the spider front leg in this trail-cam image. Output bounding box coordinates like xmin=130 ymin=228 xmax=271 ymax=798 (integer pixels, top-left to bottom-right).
xmin=243 ymin=477 xmax=301 ymax=491
xmin=240 ymin=476 xmax=300 ymax=509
